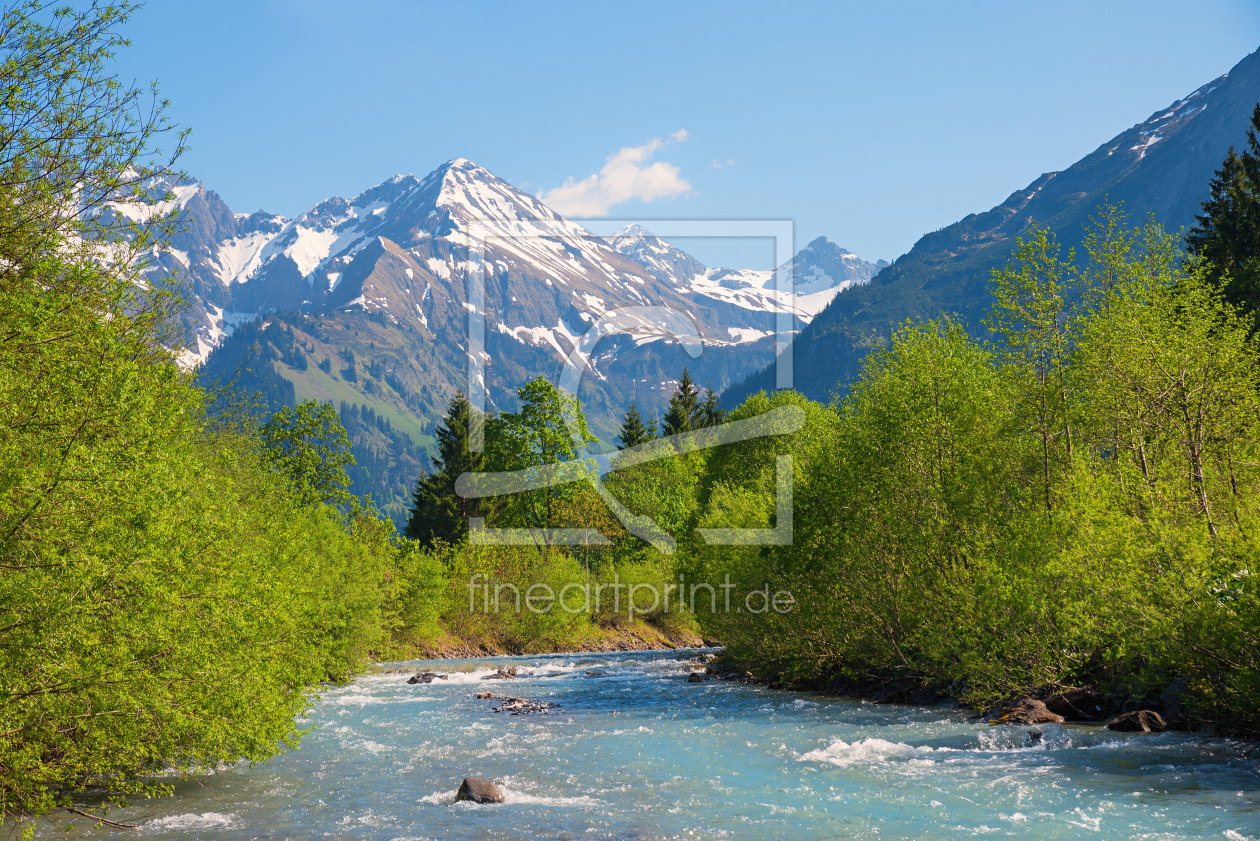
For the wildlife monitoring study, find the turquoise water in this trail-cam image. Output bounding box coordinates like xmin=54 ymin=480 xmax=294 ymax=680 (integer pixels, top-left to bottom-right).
xmin=41 ymin=649 xmax=1260 ymax=840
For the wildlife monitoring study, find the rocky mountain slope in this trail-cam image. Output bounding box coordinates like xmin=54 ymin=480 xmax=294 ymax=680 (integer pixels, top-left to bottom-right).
xmin=607 ymin=225 xmax=885 ymax=327
xmin=171 ymin=159 xmax=878 ymax=522
xmin=725 ymin=45 xmax=1260 ymax=406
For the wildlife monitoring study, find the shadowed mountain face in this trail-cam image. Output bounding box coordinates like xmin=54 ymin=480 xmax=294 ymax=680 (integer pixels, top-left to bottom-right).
xmin=725 ymin=46 xmax=1260 ymax=407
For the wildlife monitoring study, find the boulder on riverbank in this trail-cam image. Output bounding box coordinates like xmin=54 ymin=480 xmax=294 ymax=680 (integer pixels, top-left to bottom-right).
xmin=986 ymin=697 xmax=1066 ymax=725
xmin=455 ymin=777 xmax=504 ymax=804
xmin=1108 ymin=710 xmax=1167 ymax=732
xmin=1043 ymin=688 xmax=1106 ymax=721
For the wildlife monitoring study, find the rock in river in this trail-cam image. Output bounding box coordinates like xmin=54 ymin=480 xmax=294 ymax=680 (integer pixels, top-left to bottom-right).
xmin=455 ymin=777 xmax=504 ymax=804
xmin=482 ymin=667 xmax=518 ymax=680
xmin=1107 ymin=710 xmax=1167 ymax=733
xmin=987 ymin=697 xmax=1066 ymax=725
xmin=407 ymin=672 xmax=445 ymax=684
xmin=475 ymin=693 xmax=558 ymax=715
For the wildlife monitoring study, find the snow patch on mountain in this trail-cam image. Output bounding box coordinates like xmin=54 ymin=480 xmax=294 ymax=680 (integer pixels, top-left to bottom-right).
xmin=213 ymin=228 xmax=285 ymax=285
xmin=607 ymin=227 xmax=884 ymax=328
xmin=110 ymin=182 xmax=202 ymax=224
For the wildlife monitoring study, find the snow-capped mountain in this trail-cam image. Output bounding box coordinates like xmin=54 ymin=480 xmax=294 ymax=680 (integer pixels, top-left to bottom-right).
xmin=604 ymin=224 xmax=707 ymax=287
xmin=108 ymin=179 xmax=287 ymax=363
xmin=177 ymin=160 xmax=881 ymax=369
xmin=181 ymin=159 xmax=878 ymax=451
xmin=607 ymin=225 xmax=886 ymax=323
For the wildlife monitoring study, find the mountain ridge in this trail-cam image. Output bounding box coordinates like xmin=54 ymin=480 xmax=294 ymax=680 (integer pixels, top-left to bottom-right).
xmin=723 ymin=45 xmax=1260 ymax=407
xmin=171 ymin=159 xmax=879 ymax=523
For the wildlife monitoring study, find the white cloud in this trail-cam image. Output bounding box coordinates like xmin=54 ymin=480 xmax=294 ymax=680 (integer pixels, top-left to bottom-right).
xmin=539 ymin=131 xmax=691 ymax=217
xmin=711 ymin=158 xmax=735 ymax=169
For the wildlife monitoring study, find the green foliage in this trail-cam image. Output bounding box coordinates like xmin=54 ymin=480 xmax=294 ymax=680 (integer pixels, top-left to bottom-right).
xmin=683 ymin=209 xmax=1260 ymax=734
xmin=385 ymin=540 xmax=450 ymax=646
xmin=405 ymin=391 xmax=485 ymax=547
xmin=986 ymin=226 xmax=1081 ymax=510
xmin=0 ymin=1 xmax=187 ymax=267
xmin=261 ymin=400 xmax=356 ymax=505
xmin=699 ymin=383 xmax=726 ymax=428
xmin=0 ymin=240 xmax=398 ymax=819
xmin=661 ymin=367 xmax=702 ymax=435
xmin=0 ymin=3 xmax=404 ymax=822
xmin=1186 ymin=103 xmax=1260 ymax=330
xmin=486 ymin=377 xmax=595 ymax=529
xmin=616 ymin=401 xmax=655 ymax=449
xmin=438 ymin=544 xmax=592 ymax=652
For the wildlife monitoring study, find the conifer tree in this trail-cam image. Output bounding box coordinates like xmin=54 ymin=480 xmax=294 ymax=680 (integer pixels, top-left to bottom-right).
xmin=342 ymin=348 xmax=358 ymax=382
xmin=616 ymin=401 xmax=654 ymax=449
xmin=1186 ymin=102 xmax=1260 ymax=329
xmin=699 ymin=383 xmax=726 ymax=428
xmin=661 ymin=367 xmax=702 ymax=436
xmin=405 ymin=392 xmax=484 ymax=547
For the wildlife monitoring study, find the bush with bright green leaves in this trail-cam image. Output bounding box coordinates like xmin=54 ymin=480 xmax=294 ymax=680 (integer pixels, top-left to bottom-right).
xmin=683 ymin=209 xmax=1260 ymax=734
xmin=0 ymin=2 xmax=408 ymax=824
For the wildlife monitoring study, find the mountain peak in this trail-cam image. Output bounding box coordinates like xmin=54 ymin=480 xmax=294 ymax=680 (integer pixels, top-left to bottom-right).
xmin=606 ymin=224 xmax=706 ymax=285
xmin=611 ymin=223 xmax=658 ymax=238
xmin=803 ymin=235 xmax=852 ymax=256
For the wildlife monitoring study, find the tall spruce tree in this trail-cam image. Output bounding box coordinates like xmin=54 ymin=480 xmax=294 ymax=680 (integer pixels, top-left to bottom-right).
xmin=699 ymin=383 xmax=726 ymax=428
xmin=616 ymin=401 xmax=655 ymax=449
xmin=1186 ymin=102 xmax=1260 ymax=329
xmin=404 ymin=392 xmax=484 ymax=547
xmin=661 ymin=367 xmax=702 ymax=436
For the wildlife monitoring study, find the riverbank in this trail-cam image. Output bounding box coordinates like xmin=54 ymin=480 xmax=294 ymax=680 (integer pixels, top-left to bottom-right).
xmin=378 ymin=619 xmax=712 ymax=661
xmin=707 ymin=655 xmax=1230 ymax=737
xmin=380 ymin=624 xmax=1222 ymax=738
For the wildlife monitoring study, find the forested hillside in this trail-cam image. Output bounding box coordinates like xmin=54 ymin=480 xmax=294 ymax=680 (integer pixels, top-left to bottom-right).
xmin=726 ymin=46 xmax=1260 ymax=405
xmin=198 ymin=309 xmax=438 ymax=525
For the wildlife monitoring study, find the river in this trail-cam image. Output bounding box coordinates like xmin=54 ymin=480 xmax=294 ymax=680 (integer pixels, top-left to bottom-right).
xmin=40 ymin=649 xmax=1260 ymax=840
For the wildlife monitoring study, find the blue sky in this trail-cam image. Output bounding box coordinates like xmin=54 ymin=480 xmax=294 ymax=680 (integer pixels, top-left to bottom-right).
xmin=116 ymin=0 xmax=1260 ymax=268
